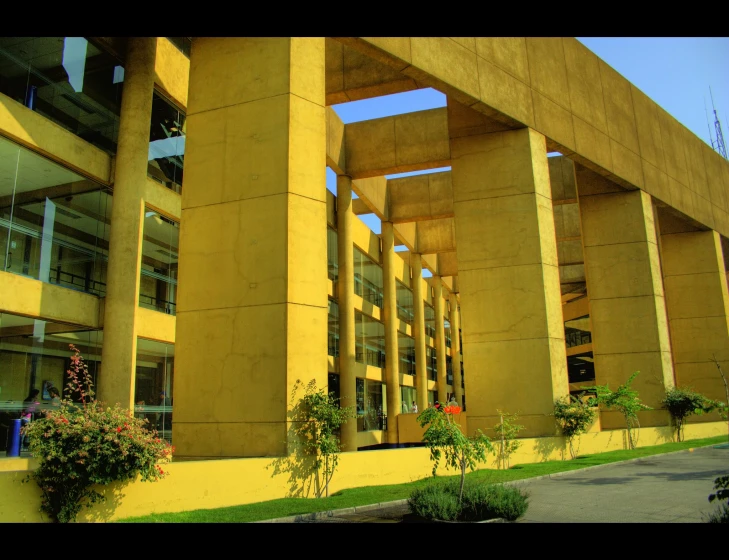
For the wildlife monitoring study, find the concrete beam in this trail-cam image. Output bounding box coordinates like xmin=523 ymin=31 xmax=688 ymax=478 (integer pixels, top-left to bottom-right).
xmin=438 ymin=251 xmax=458 ymax=277
xmin=344 ymin=108 xmax=450 ymax=179
xmin=326 ymin=39 xmax=420 ymax=106
xmin=339 ymin=37 xmax=729 ymax=241
xmin=351 ymin=176 xmax=389 ymax=221
xmin=389 ymin=171 xmax=453 ymax=223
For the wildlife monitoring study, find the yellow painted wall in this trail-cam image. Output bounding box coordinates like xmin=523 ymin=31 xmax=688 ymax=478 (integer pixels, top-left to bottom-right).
xmin=1 ymin=421 xmax=723 ymax=522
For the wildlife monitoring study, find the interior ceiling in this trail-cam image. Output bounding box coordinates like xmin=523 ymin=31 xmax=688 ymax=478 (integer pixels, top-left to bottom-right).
xmin=0 ymin=135 xmax=84 ymax=197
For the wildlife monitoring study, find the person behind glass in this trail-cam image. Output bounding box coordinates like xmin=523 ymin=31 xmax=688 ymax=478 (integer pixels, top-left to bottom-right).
xmin=48 ymin=387 xmax=61 ymax=407
xmin=411 ymin=401 xmax=418 ymax=414
xmin=21 ymin=389 xmax=40 ymax=451
xmin=448 ymin=394 xmax=458 ymax=407
xmin=156 ymin=391 xmax=172 ymax=431
xmin=402 ymin=400 xmax=410 ymax=414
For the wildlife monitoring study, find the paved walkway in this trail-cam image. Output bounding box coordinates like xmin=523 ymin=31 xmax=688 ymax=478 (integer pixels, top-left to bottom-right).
xmin=261 ymin=445 xmax=729 ymax=523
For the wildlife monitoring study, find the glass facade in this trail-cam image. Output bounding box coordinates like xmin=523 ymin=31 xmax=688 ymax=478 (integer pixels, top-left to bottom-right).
xmin=396 ymin=280 xmax=414 ymax=324
xmin=424 ymin=303 xmax=435 ymax=339
xmin=139 ymin=208 xmax=179 ymax=315
xmin=398 ymin=332 xmax=415 ymax=376
xmin=148 ymin=91 xmax=185 ymax=194
xmin=327 ymin=227 xmax=338 ymax=281
xmin=401 ymin=386 xmax=416 ymax=413
xmin=428 ymin=390 xmax=437 ymax=407
xmin=354 ymin=246 xmax=383 ymax=308
xmin=328 ymin=299 xmax=339 ymax=358
xmin=446 ymin=354 xmax=453 ymax=385
xmin=0 ymin=135 xmax=111 ymax=296
xmin=565 ymin=315 xmax=592 ymax=348
xmin=356 ymin=377 xmax=386 ymax=432
xmin=0 ymin=37 xmax=124 ymax=154
xmin=0 ymin=311 xmax=102 ymax=451
xmin=568 ymin=351 xmax=595 ymax=395
xmin=355 ymin=311 xmax=385 ymax=368
xmin=444 ymin=317 xmax=451 ymax=348
xmin=328 ymin=372 xmax=340 ymax=402
xmin=134 ymin=338 xmax=174 ymax=443
xmin=426 ymin=345 xmax=437 ymax=381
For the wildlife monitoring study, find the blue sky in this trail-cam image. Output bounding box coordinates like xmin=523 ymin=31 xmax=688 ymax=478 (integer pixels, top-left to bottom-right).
xmin=327 ymin=38 xmax=729 ymax=257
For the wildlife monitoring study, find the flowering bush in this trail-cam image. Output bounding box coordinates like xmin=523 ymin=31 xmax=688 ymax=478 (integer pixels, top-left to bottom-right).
xmin=22 ymin=344 xmax=174 ymax=523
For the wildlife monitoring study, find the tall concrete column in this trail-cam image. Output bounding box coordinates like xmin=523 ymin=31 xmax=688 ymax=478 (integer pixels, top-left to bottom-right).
xmin=449 ymin=291 xmax=463 ymax=407
xmin=382 ymin=221 xmax=401 ymax=444
xmin=579 ymin=189 xmax=674 ymax=429
xmin=450 ymin=127 xmax=568 ymax=437
xmin=99 ymin=37 xmax=157 ymax=409
xmin=174 ymin=38 xmax=328 ymax=458
xmin=337 ymin=174 xmax=357 ymax=451
xmin=412 ymin=254 xmax=428 ymax=412
xmin=661 ymin=228 xmax=729 ymax=419
xmin=434 ymin=276 xmax=447 ymax=404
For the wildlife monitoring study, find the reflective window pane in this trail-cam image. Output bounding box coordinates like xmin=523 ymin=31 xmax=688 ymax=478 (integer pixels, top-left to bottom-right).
xmin=0 ymin=135 xmax=111 ymax=296
xmin=355 ymin=311 xmax=385 ymax=368
xmin=400 ymin=386 xmax=416 ymax=413
xmin=356 ymin=378 xmax=386 ymax=432
xmin=148 ymin=91 xmax=185 ymax=193
xmin=0 ymin=37 xmax=124 ymax=154
xmin=424 ymin=303 xmax=435 ymax=339
xmin=134 ymin=338 xmax=174 ymax=443
xmin=139 ymin=209 xmax=179 ymax=315
xmin=396 ymin=280 xmax=413 ymax=324
xmin=328 ymin=299 xmax=339 ymax=357
xmin=354 ymin=246 xmax=383 ymax=308
xmin=327 ymin=227 xmax=338 ymax=281
xmin=398 ymin=332 xmax=415 ymax=376
xmin=426 ymin=345 xmax=437 ymax=381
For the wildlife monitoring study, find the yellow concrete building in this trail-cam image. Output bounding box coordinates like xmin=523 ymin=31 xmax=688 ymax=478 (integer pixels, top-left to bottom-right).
xmin=1 ymin=37 xmax=728 ymax=519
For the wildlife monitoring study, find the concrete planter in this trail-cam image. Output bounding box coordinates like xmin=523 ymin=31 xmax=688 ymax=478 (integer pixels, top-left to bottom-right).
xmin=402 ymin=513 xmax=513 ymax=523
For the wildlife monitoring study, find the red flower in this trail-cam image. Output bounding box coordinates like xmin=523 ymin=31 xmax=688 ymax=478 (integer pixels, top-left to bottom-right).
xmin=117 ymin=426 xmax=122 ymax=432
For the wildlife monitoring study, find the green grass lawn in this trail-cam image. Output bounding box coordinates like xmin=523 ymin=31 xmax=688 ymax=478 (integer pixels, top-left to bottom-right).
xmin=117 ymin=434 xmax=728 ymax=523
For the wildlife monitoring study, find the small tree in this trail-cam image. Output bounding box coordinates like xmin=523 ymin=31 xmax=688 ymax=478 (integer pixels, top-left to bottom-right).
xmin=493 ymin=410 xmax=524 ymax=470
xmin=711 ymin=355 xmax=729 ymax=442
xmin=553 ymin=394 xmax=598 ymax=459
xmin=661 ymin=387 xmax=722 ymax=442
xmin=298 ymin=380 xmax=356 ymax=498
xmin=417 ymin=404 xmax=492 ymax=503
xmin=22 ymin=344 xmax=173 ymax=523
xmin=585 ymin=371 xmax=650 ymax=450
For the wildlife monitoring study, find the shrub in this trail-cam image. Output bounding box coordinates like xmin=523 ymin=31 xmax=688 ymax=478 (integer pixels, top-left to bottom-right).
xmin=585 ymin=371 xmax=650 ymax=450
xmin=661 ymin=387 xmax=722 ymax=442
xmin=408 ymin=482 xmax=461 ymax=521
xmin=461 ymin=483 xmax=529 ymax=522
xmin=553 ymin=394 xmax=597 ymax=459
xmin=408 ymin=480 xmax=529 ymax=522
xmin=706 ymin=475 xmax=729 ymax=524
xmin=22 ymin=344 xmax=173 ymax=523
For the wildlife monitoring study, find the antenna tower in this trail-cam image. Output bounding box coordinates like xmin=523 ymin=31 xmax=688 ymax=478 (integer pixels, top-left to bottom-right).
xmin=708 ymin=87 xmax=728 ymax=159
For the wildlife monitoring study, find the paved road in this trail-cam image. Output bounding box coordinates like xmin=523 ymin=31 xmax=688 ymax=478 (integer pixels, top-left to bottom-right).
xmin=287 ymin=446 xmax=729 ymax=523
xmin=515 ymin=446 xmax=728 ymax=523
